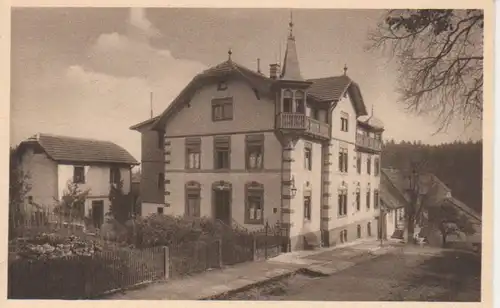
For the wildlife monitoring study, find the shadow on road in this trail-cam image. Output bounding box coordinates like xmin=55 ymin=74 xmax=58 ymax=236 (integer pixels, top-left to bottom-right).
xmin=386 ymin=250 xmax=481 ymax=302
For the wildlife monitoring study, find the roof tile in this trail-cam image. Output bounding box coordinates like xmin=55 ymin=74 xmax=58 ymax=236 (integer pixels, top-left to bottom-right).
xmin=23 ymin=133 xmax=138 ymax=165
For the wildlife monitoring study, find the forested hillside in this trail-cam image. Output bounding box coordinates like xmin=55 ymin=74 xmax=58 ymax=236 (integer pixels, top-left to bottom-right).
xmin=381 ymin=140 xmax=483 ymax=214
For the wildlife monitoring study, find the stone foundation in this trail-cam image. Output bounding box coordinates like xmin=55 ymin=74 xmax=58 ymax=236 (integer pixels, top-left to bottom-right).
xmin=287 ymin=217 xmax=379 ymax=251
xmin=326 ymin=217 xmax=379 ymax=247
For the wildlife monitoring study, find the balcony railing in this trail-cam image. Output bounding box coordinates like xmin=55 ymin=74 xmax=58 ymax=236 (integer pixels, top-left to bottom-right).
xmin=355 ymin=133 xmax=382 ymax=152
xmin=277 ymin=113 xmax=330 ymax=139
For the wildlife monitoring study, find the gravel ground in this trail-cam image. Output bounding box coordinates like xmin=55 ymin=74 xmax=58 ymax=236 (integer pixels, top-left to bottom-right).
xmin=225 ymin=249 xmax=481 ymax=302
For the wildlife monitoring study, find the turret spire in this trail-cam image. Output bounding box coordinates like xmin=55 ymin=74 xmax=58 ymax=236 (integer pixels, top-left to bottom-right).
xmin=280 ymin=11 xmax=304 ymax=81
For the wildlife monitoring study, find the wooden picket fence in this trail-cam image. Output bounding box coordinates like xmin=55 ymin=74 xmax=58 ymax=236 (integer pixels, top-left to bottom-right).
xmin=8 ymin=246 xmax=166 ymax=299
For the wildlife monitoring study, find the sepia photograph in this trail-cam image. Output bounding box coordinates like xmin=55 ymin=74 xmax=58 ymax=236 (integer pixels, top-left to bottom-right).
xmin=7 ymin=4 xmax=488 ymax=302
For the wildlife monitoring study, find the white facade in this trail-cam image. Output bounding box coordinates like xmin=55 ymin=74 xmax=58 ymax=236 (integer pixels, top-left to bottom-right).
xmin=20 ymin=147 xmax=132 ymax=222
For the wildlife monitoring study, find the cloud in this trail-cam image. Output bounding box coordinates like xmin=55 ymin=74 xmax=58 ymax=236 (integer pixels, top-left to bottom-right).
xmin=128 ymin=8 xmax=161 ymax=39
xmin=11 ymin=8 xmax=207 ymax=161
xmin=86 ymin=32 xmax=205 ymax=82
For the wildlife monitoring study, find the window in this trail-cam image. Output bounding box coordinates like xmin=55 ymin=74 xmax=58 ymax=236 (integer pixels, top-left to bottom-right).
xmin=157 ymin=130 xmax=164 ymax=149
xmin=338 ymin=189 xmax=348 ymax=216
xmin=245 ymin=182 xmax=264 ymax=224
xmin=367 ymin=155 xmax=372 ymax=175
xmin=28 ymin=196 xmax=33 ymax=204
xmin=357 ymin=224 xmax=362 ymax=238
xmin=214 ymin=136 xmax=230 ymax=169
xmin=356 ymin=188 xmax=361 ymax=211
xmin=73 ymin=166 xmax=85 ymax=184
xmin=375 ymin=133 xmax=382 ymax=141
xmin=374 ymin=189 xmax=379 ymax=209
xmin=340 ymin=230 xmax=348 ymax=243
xmin=217 ymin=81 xmax=228 ymax=91
xmin=185 ymin=182 xmax=201 ymax=217
xmin=158 ymin=173 xmax=165 ymax=190
xmin=356 ymin=152 xmax=361 ymax=174
xmin=304 ymin=142 xmax=312 ymax=170
xmin=338 ymin=147 xmax=348 ymax=173
xmin=340 ymin=112 xmax=349 ymax=132
xmin=295 ymin=91 xmax=305 ymax=114
xmin=367 ymin=222 xmax=372 ymax=237
xmin=374 ymin=157 xmax=380 ymax=176
xmin=110 ymin=167 xmax=121 ymax=185
xmin=304 ymin=195 xmax=311 ymax=221
xmin=185 ymin=138 xmax=201 ymax=169
xmin=157 ymin=207 xmax=164 ymax=214
xmin=283 ymin=90 xmax=293 ymax=112
xmin=311 ymin=108 xmax=319 ymax=120
xmin=366 ymin=188 xmax=371 ymax=209
xmin=212 ymin=97 xmax=233 ymax=121
xmin=246 ymin=134 xmax=264 ymax=170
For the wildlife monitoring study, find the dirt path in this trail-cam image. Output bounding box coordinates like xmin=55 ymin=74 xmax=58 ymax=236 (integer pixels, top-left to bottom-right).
xmin=225 ymin=249 xmax=481 ymax=301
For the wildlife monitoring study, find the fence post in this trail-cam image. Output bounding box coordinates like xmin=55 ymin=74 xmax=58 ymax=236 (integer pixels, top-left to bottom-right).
xmin=252 ymin=235 xmax=257 ymax=261
xmin=264 ymin=221 xmax=269 ymax=259
xmin=217 ymin=239 xmax=223 ymax=268
xmin=163 ymin=246 xmax=170 ymax=280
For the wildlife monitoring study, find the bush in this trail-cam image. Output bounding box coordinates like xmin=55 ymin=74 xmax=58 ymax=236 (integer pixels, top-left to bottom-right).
xmin=127 ymin=214 xmax=252 ymax=248
xmin=8 ymin=252 xmax=132 ymax=299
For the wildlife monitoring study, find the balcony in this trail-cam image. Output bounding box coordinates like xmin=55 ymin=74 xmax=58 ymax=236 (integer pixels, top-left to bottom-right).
xmin=355 ymin=133 xmax=382 ymax=152
xmin=277 ymin=113 xmax=330 ymax=140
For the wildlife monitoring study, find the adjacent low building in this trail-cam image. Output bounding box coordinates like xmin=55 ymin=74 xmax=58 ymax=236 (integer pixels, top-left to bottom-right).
xmin=379 ymin=167 xmax=482 ymax=246
xmin=16 ymin=133 xmax=139 ymax=227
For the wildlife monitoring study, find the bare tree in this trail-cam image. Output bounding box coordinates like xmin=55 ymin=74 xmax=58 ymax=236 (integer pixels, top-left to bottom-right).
xmin=426 ymin=203 xmax=475 ymax=247
xmin=368 ymin=9 xmax=483 ymax=132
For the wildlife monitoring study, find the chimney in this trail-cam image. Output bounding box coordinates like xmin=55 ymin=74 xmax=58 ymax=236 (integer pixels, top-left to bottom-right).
xmin=269 ymin=63 xmax=281 ymax=79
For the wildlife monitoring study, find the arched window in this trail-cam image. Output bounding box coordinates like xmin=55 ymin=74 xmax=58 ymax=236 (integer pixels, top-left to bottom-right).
xmin=245 ymin=182 xmax=264 ymax=224
xmin=185 ymin=181 xmax=201 ymax=217
xmin=283 ymin=89 xmax=293 ymax=113
xmin=357 ymin=224 xmax=362 ymax=238
xmin=367 ymin=222 xmax=372 ymax=237
xmin=295 ymin=90 xmax=305 ymax=114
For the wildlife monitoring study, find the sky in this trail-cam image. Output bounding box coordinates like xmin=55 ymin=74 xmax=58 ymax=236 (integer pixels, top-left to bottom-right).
xmin=10 ymin=8 xmax=482 ymax=161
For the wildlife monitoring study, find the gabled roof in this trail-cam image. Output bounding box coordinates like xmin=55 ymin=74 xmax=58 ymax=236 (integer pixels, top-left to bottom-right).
xmin=381 ymin=168 xmax=481 ymax=222
xmin=19 ymin=133 xmax=139 ymax=165
xmin=137 ymin=57 xmax=370 ymax=131
xmin=150 ymin=59 xmax=273 ymax=131
xmin=440 ymin=197 xmax=482 ymax=223
xmin=380 ymin=168 xmax=409 ymax=209
xmin=307 ymin=75 xmax=368 ymax=116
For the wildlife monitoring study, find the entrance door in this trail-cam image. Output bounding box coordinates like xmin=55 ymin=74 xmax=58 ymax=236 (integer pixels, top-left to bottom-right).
xmin=213 ymin=189 xmax=231 ymax=224
xmin=91 ymin=200 xmax=104 ymax=228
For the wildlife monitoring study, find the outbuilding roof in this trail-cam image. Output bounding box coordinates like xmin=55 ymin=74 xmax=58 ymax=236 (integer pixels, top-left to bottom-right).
xmin=19 ymin=133 xmax=139 ymax=165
